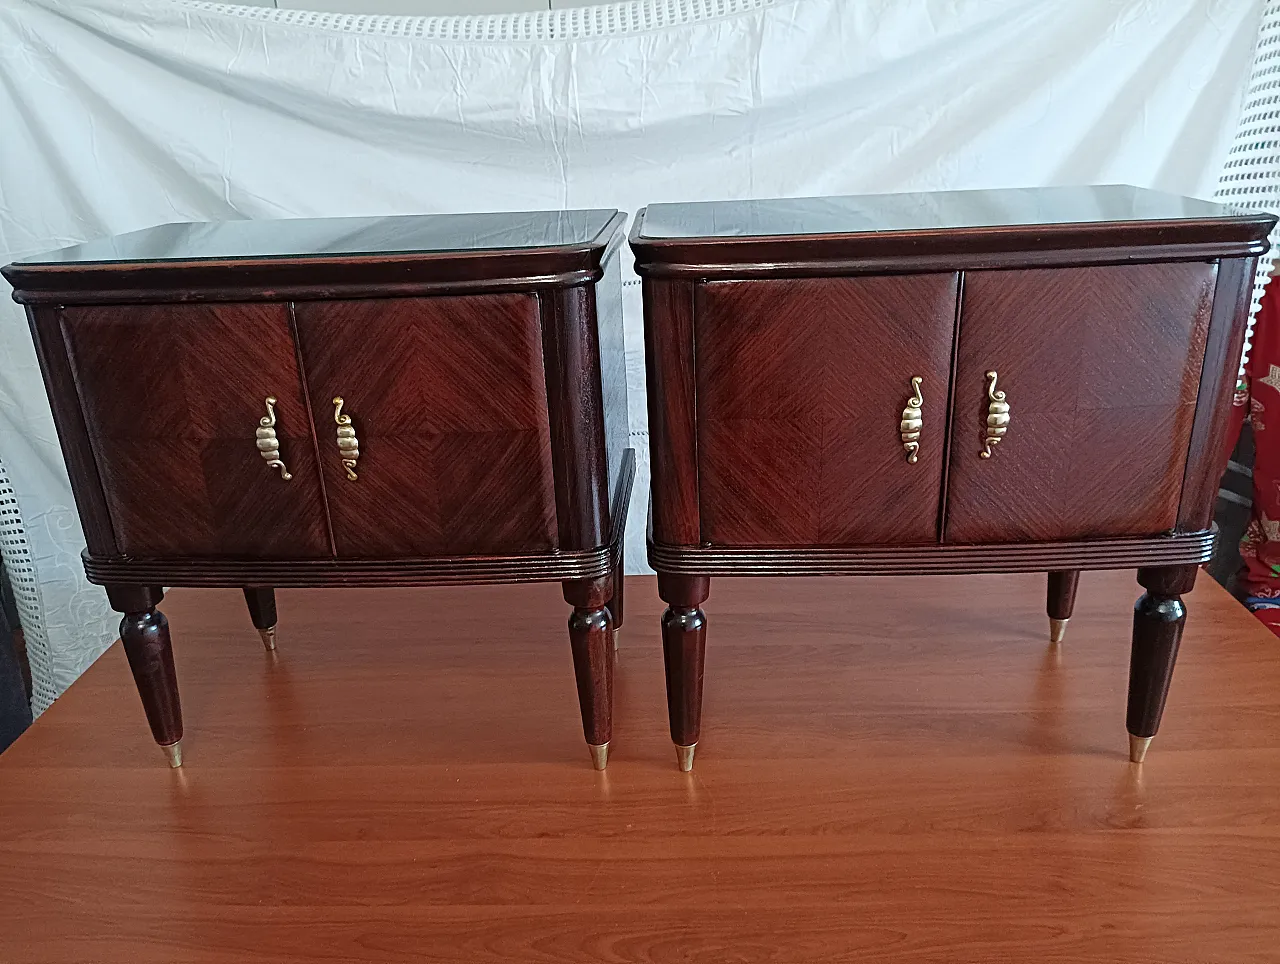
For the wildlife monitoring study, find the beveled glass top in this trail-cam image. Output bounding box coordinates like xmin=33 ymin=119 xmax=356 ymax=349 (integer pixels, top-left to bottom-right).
xmin=637 ymin=185 xmax=1247 ymax=240
xmin=19 ymin=209 xmax=618 ymax=266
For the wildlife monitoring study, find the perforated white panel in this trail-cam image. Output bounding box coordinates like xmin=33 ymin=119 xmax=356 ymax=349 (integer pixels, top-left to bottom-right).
xmin=0 ymin=458 xmax=57 ymax=715
xmin=1216 ymin=0 xmax=1280 ymax=374
xmin=178 ymin=0 xmax=775 ymax=40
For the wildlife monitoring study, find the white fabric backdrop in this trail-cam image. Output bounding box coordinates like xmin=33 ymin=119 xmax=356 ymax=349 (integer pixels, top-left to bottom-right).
xmin=0 ymin=0 xmax=1268 ymax=708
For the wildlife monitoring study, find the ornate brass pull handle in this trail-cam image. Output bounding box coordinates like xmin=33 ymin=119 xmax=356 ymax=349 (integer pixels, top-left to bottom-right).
xmin=980 ymin=371 xmax=1010 ymax=458
xmin=256 ymin=397 xmax=292 ymax=480
xmin=900 ymin=376 xmax=923 ymax=464
xmin=332 ymin=396 xmax=360 ymax=480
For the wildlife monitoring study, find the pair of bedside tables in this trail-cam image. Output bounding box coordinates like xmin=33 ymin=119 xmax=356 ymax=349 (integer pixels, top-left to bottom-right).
xmin=4 ymin=187 xmax=1272 ymax=772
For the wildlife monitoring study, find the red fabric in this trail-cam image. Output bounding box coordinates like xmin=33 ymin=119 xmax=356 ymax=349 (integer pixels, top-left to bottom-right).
xmin=1237 ymin=279 xmax=1280 ymax=635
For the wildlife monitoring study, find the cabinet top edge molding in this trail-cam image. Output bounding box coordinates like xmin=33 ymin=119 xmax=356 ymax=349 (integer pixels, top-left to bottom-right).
xmin=629 ymin=186 xmax=1275 ymax=272
xmin=4 ymin=209 xmax=626 ymax=303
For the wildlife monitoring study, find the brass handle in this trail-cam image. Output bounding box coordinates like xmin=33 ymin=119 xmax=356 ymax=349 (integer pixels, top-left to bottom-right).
xmin=256 ymin=397 xmax=292 ymax=480
xmin=900 ymin=376 xmax=923 ymax=464
xmin=980 ymin=371 xmax=1010 ymax=458
xmin=332 ymin=396 xmax=360 ymax=480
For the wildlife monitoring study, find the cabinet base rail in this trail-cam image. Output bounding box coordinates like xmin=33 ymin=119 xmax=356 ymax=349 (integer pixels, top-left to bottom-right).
xmin=648 ymin=525 xmax=1215 ymax=577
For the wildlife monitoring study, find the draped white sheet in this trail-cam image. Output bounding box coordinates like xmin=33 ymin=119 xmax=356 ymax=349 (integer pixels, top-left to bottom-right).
xmin=0 ymin=0 xmax=1268 ymax=708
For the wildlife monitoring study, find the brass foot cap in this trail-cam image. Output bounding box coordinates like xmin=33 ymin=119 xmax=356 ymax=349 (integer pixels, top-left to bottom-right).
xmin=612 ymin=627 xmax=621 ymax=653
xmin=162 ymin=740 xmax=184 ymax=768
xmin=1049 ymin=617 xmax=1068 ymax=644
xmin=1128 ymin=734 xmax=1153 ymax=764
xmin=675 ymin=743 xmax=696 ymax=772
xmin=588 ymin=742 xmax=609 ymax=771
xmin=258 ymin=626 xmax=277 ymax=651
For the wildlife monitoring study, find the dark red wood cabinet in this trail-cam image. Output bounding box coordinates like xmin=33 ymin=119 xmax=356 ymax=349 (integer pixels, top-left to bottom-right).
xmin=631 ymin=186 xmax=1275 ymax=771
xmin=3 ymin=210 xmax=632 ymax=771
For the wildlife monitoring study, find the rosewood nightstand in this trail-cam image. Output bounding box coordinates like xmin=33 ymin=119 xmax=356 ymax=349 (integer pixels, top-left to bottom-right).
xmin=631 ymin=186 xmax=1275 ymax=771
xmin=3 ymin=209 xmax=632 ymax=770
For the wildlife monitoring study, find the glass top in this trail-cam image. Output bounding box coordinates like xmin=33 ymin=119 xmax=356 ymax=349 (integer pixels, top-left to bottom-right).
xmin=638 ymin=185 xmax=1246 ymax=240
xmin=19 ymin=209 xmax=618 ymax=266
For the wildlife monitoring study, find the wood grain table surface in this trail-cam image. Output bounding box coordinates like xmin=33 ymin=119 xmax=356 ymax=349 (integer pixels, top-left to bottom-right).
xmin=1 ymin=573 xmax=1279 ymax=963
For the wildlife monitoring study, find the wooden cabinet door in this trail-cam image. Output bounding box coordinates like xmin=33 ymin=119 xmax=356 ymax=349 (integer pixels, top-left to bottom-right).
xmin=943 ymin=263 xmax=1217 ymax=543
xmin=695 ymin=275 xmax=959 ymax=545
xmin=293 ymin=296 xmax=557 ymax=557
xmin=61 ymin=304 xmax=330 ymax=558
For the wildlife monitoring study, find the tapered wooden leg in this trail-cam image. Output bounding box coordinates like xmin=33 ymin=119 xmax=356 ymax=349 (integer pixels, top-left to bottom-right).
xmin=1127 ymin=565 xmax=1197 ymax=763
xmin=563 ymin=577 xmax=614 ymax=769
xmin=107 ymin=585 xmax=183 ymax=767
xmin=1047 ymin=570 xmax=1080 ymax=643
xmin=242 ymin=587 xmax=278 ymax=651
xmin=658 ymin=573 xmax=709 ymax=771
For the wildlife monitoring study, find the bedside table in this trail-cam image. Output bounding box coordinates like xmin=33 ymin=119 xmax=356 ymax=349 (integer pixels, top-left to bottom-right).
xmin=4 ymin=209 xmax=632 ymax=770
xmin=631 ymin=186 xmax=1274 ymax=770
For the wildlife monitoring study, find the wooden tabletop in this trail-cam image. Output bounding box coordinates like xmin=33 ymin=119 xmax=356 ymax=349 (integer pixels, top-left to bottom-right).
xmin=2 ymin=573 xmax=1279 ymax=962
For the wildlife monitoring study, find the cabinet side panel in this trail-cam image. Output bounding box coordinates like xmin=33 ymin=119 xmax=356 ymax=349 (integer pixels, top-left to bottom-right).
xmin=26 ymin=307 xmax=119 ymax=557
xmin=540 ymin=286 xmax=610 ymax=552
xmin=643 ymin=279 xmax=700 ymax=546
xmin=595 ymin=246 xmax=629 ymax=518
xmin=1176 ymin=256 xmax=1256 ymax=530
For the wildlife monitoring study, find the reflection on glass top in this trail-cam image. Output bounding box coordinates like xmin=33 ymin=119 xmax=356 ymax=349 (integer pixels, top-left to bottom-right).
xmin=638 ymin=186 xmax=1247 ymax=240
xmin=19 ymin=210 xmax=618 ymax=266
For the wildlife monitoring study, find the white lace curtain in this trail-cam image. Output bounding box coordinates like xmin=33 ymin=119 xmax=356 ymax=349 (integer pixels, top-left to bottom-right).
xmin=0 ymin=0 xmax=1275 ymax=712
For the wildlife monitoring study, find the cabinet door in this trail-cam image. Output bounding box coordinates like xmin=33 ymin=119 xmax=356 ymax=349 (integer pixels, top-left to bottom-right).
xmin=944 ymin=263 xmax=1216 ymax=543
xmin=695 ymin=275 xmax=959 ymax=545
xmin=294 ymin=296 xmax=557 ymax=556
xmin=61 ymin=304 xmax=331 ymax=558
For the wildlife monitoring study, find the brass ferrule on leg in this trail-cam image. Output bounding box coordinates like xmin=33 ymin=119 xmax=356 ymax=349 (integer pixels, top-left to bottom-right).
xmin=588 ymin=742 xmax=609 ymax=771
xmin=675 ymin=743 xmax=696 ymax=772
xmin=1049 ymin=618 xmax=1068 ymax=644
xmin=258 ymin=626 xmax=277 ymax=651
xmin=1128 ymin=734 xmax=1153 ymax=764
xmin=162 ymin=740 xmax=184 ymax=768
